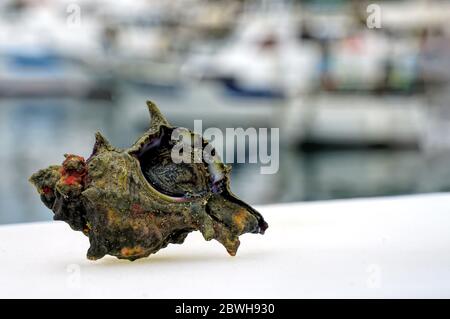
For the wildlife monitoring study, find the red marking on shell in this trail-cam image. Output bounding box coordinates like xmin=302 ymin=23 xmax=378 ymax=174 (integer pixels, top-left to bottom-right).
xmin=63 ymin=175 xmax=78 ymax=186
xmin=131 ymin=203 xmax=145 ymax=216
xmin=42 ymin=186 xmax=53 ymax=194
xmin=59 ymin=154 xmax=87 ymax=187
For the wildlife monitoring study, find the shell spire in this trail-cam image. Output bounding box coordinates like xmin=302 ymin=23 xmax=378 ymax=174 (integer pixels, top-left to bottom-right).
xmin=147 ymin=100 xmax=169 ymax=130
xmin=92 ymin=132 xmax=113 ymax=155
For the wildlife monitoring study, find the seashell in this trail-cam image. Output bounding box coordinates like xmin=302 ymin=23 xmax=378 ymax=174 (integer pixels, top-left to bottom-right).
xmin=29 ymin=101 xmax=268 ymax=261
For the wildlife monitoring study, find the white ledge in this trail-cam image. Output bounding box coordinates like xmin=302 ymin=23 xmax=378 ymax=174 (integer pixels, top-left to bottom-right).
xmin=1 ymin=193 xmax=450 ymax=298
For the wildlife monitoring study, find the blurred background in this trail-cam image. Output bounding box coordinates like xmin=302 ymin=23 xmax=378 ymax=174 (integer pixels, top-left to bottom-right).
xmin=1 ymin=0 xmax=450 ymax=224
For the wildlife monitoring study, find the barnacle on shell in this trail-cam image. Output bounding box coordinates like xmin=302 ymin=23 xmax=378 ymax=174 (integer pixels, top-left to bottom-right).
xmin=29 ymin=101 xmax=268 ymax=261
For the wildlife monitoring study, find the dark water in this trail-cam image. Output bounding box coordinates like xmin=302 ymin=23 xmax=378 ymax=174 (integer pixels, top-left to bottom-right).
xmin=1 ymin=92 xmax=449 ymax=225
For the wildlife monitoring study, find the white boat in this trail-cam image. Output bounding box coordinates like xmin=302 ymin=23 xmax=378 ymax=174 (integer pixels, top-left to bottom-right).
xmin=182 ymin=5 xmax=321 ymax=98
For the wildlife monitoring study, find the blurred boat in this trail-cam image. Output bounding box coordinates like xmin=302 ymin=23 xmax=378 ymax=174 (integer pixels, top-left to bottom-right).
xmin=0 ymin=3 xmax=112 ymax=98
xmin=285 ymin=93 xmax=426 ymax=147
xmin=107 ymin=24 xmax=182 ymax=91
xmin=0 ymin=48 xmax=113 ymax=99
xmin=119 ymin=81 xmax=282 ymax=133
xmin=380 ymin=0 xmax=450 ymax=30
xmin=182 ymin=7 xmax=321 ymax=98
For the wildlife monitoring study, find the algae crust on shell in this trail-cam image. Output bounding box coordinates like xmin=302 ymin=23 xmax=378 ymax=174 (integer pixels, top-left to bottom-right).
xmin=29 ymin=101 xmax=268 ymax=261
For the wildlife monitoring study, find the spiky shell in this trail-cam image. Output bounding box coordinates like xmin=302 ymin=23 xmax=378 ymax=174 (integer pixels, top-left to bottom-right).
xmin=29 ymin=101 xmax=268 ymax=261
